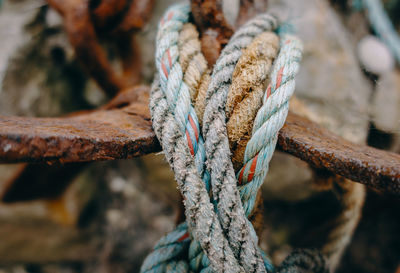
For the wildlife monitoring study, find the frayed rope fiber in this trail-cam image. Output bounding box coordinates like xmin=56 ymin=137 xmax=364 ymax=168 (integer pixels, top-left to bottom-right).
xmin=141 ymin=2 xmax=328 ymax=273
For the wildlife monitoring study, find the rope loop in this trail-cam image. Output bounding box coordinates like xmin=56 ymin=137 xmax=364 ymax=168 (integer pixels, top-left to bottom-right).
xmin=141 ymin=3 xmax=329 ymax=273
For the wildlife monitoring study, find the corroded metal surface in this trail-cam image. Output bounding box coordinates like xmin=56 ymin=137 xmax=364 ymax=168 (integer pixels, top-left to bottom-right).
xmin=0 ymin=0 xmax=399 ymax=197
xmin=191 ymin=0 xmax=234 ymax=66
xmin=47 ymin=0 xmax=154 ymax=97
xmin=0 ymin=86 xmax=159 ymax=164
xmin=280 ymin=113 xmax=400 ymax=195
xmin=0 ymin=89 xmax=399 ymax=194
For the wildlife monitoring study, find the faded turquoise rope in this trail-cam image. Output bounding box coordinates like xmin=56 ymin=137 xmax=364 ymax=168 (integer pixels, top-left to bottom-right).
xmin=237 ymin=31 xmax=303 ymax=216
xmin=142 ymin=3 xmax=242 ymax=272
xmin=142 ymin=2 xmax=327 ymax=273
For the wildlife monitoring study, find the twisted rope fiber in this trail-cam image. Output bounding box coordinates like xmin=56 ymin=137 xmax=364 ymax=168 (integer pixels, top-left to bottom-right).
xmin=202 ymin=13 xmax=283 ymax=273
xmin=225 ymin=31 xmax=279 ymax=234
xmin=200 ymin=8 xmax=328 ymax=268
xmin=290 ymin=98 xmax=366 ymax=272
xmin=178 ymin=23 xmax=212 ymax=128
xmin=143 ymin=3 xmax=327 ymax=272
xmin=179 ymin=26 xmax=280 ymax=272
xmin=235 ymin=33 xmax=303 ymax=216
xmin=202 ymin=10 xmax=326 ymax=271
xmin=226 ymin=32 xmax=279 ymax=172
xmin=322 ymin=179 xmax=365 ymax=272
xmin=239 ymin=32 xmax=327 ymax=273
xmin=141 ymin=3 xmax=243 ymax=272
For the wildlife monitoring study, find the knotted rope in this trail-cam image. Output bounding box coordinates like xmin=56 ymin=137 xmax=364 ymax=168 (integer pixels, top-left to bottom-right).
xmin=142 ymin=3 xmax=327 ymax=272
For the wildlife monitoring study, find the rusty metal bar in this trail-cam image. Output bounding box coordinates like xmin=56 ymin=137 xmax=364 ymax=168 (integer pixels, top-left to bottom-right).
xmin=0 ymin=87 xmax=399 ymax=195
xmin=281 ymin=112 xmax=400 ymax=195
xmin=0 ymin=0 xmax=398 ymax=197
xmin=46 ymin=0 xmax=154 ymax=97
xmin=0 ymin=86 xmax=159 ymax=164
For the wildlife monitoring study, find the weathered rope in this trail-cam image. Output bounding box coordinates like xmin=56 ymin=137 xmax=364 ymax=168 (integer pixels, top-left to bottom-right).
xmin=225 ymin=31 xmax=280 ymax=234
xmin=226 ymin=32 xmax=280 ymax=172
xmin=322 ymin=179 xmax=365 ymax=272
xmin=142 ymin=4 xmax=243 ymax=272
xmin=202 ymin=13 xmax=281 ymax=272
xmin=143 ymin=3 xmax=328 ymax=272
xmin=237 ymin=33 xmax=303 ymax=217
xmin=177 ymin=23 xmax=212 ymax=129
xmin=291 ymin=98 xmax=366 ymax=273
xmin=361 ymin=0 xmax=400 ymax=64
xmin=182 ymin=28 xmax=281 ymax=272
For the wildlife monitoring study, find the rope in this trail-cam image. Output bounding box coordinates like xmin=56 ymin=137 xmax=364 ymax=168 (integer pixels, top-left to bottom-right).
xmin=177 ymin=23 xmax=211 ymax=129
xmin=202 ymin=13 xmax=280 ymax=272
xmin=143 ymin=3 xmax=327 ymax=272
xmin=322 ymin=179 xmax=365 ymax=272
xmin=182 ymin=28 xmax=280 ymax=272
xmin=362 ymin=0 xmax=400 ymax=64
xmin=142 ymin=3 xmax=243 ymax=272
xmin=291 ymin=98 xmax=366 ymax=273
xmin=226 ymin=32 xmax=280 ymax=171
xmin=177 ymin=23 xmax=216 ymax=272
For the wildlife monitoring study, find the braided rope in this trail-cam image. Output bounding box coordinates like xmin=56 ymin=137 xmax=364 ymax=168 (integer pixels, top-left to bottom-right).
xmin=225 ymin=31 xmax=280 ymax=234
xmin=146 ymin=77 xmax=242 ymax=273
xmin=276 ymin=249 xmax=327 ymax=273
xmin=202 ymin=13 xmax=281 ymax=272
xmin=177 ymin=23 xmax=214 ymax=272
xmin=237 ymin=33 xmax=303 ymax=216
xmin=177 ymin=23 xmax=212 ymax=129
xmin=143 ymin=3 xmax=328 ymax=272
xmin=226 ymin=32 xmax=280 ymax=172
xmin=322 ymin=180 xmax=365 ymax=272
xmin=179 ymin=27 xmax=280 ymax=272
xmin=155 ymin=4 xmax=208 ymax=188
xmin=142 ymin=4 xmax=243 ymax=272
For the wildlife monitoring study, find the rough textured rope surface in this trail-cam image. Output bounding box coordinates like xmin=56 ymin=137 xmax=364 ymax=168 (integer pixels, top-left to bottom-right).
xmin=235 ymin=33 xmax=303 ymax=217
xmin=147 ymin=76 xmax=242 ymax=272
xmin=143 ymin=3 xmax=328 ymax=272
xmin=231 ymin=28 xmax=327 ymax=273
xmin=177 ymin=23 xmax=219 ymax=273
xmin=177 ymin=23 xmax=212 ymax=128
xmin=225 ymin=31 xmax=279 ymax=234
xmin=202 ymin=13 xmax=281 ymax=273
xmin=142 ymin=3 xmax=244 ymax=272
xmin=180 ymin=28 xmax=280 ymax=272
xmin=226 ymin=32 xmax=280 ymax=172
xmin=322 ymin=179 xmax=365 ymax=272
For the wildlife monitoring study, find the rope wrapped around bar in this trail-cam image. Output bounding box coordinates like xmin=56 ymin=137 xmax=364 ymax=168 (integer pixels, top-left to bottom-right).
xmin=141 ymin=3 xmax=327 ymax=272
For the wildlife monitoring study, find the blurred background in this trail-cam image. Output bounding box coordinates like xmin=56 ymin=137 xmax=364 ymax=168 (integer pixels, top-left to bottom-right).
xmin=0 ymin=0 xmax=399 ymax=272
